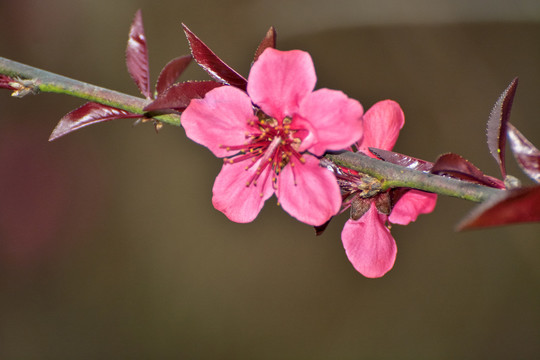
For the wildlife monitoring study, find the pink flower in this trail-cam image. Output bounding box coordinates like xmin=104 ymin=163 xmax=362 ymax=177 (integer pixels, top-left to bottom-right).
xmin=181 ymin=48 xmax=363 ymax=226
xmin=339 ymin=100 xmax=437 ymax=278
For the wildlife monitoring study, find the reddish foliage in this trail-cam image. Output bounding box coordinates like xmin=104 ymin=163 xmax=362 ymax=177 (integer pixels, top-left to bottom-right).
xmin=431 ymin=153 xmax=505 ymax=188
xmin=369 ymin=147 xmax=434 ymax=172
xmin=49 ymin=102 xmax=141 ymax=141
xmin=457 ymin=185 xmax=540 ymax=230
xmin=253 ymin=26 xmax=277 ymax=63
xmin=182 ymin=24 xmax=247 ymax=90
xmin=126 ymin=9 xmax=151 ymax=98
xmin=507 ymin=123 xmax=540 ymax=183
xmin=144 ymin=81 xmax=223 ymax=112
xmin=155 ymin=55 xmax=192 ymax=95
xmin=486 ymin=77 xmax=518 ymax=178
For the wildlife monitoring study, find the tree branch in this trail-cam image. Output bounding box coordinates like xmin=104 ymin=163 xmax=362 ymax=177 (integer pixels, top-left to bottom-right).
xmin=1 ymin=55 xmax=504 ymax=203
xmin=327 ymin=152 xmax=503 ymax=202
xmin=0 ymin=56 xmax=180 ymax=126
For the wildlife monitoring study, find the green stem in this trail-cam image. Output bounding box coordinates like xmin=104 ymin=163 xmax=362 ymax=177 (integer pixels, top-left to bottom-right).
xmin=0 ymin=56 xmax=180 ymax=126
xmin=326 ymin=152 xmax=503 ymax=202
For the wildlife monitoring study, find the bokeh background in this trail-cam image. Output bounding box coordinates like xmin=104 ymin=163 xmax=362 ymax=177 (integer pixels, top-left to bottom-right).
xmin=1 ymin=0 xmax=539 ymax=358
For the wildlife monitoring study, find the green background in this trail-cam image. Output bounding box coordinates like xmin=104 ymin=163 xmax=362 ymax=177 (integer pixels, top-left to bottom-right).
xmin=1 ymin=0 xmax=539 ymax=358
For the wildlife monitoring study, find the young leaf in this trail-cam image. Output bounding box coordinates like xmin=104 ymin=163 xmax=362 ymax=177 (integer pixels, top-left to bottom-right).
xmin=253 ymin=26 xmax=277 ymax=63
xmin=49 ymin=102 xmax=141 ymax=141
xmin=0 ymin=74 xmax=16 ymax=90
xmin=456 ymin=185 xmax=540 ymax=230
xmin=431 ymin=153 xmax=505 ymax=189
xmin=155 ymin=55 xmax=192 ymax=95
xmin=126 ymin=9 xmax=151 ymax=99
xmin=182 ymin=24 xmax=247 ymax=91
xmin=144 ymin=81 xmax=223 ymax=112
xmin=368 ymin=147 xmax=434 ymax=172
xmin=507 ymin=123 xmax=540 ymax=183
xmin=486 ymin=77 xmax=518 ymax=178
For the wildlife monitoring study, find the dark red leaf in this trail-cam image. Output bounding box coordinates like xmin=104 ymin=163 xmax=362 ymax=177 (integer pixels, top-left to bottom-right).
xmin=155 ymin=55 xmax=192 ymax=95
xmin=368 ymin=147 xmax=434 ymax=172
xmin=49 ymin=102 xmax=141 ymax=141
xmin=144 ymin=81 xmax=223 ymax=112
xmin=487 ymin=77 xmax=518 ymax=178
xmin=431 ymin=153 xmax=505 ymax=188
xmin=507 ymin=123 xmax=540 ymax=183
xmin=182 ymin=24 xmax=247 ymax=91
xmin=456 ymin=185 xmax=540 ymax=230
xmin=253 ymin=26 xmax=277 ymax=63
xmin=126 ymin=9 xmax=151 ymax=99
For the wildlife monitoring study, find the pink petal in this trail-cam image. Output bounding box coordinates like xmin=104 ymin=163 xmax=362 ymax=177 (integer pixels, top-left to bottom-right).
xmin=247 ymin=48 xmax=316 ymax=121
xmin=388 ymin=190 xmax=437 ymax=225
xmin=212 ymin=159 xmax=275 ymax=223
xmin=298 ymin=88 xmax=364 ymax=156
xmin=358 ymin=100 xmax=404 ymax=153
xmin=181 ymin=86 xmax=258 ymax=158
xmin=277 ymin=155 xmax=341 ymax=226
xmin=341 ymin=204 xmax=397 ymax=278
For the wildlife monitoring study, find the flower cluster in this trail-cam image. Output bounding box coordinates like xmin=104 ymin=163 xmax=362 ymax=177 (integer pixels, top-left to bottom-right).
xmin=2 ymin=10 xmax=540 ymax=279
xmin=181 ymin=45 xmax=437 ymax=277
xmin=39 ymin=11 xmax=440 ymax=278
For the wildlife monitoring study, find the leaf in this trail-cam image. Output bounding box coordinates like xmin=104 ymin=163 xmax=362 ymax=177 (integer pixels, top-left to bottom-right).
xmin=368 ymin=147 xmax=434 ymax=172
xmin=126 ymin=9 xmax=151 ymax=99
xmin=431 ymin=153 xmax=505 ymax=189
xmin=155 ymin=55 xmax=192 ymax=95
xmin=49 ymin=102 xmax=141 ymax=141
xmin=456 ymin=185 xmax=540 ymax=230
xmin=507 ymin=123 xmax=540 ymax=183
xmin=144 ymin=81 xmax=223 ymax=112
xmin=182 ymin=24 xmax=247 ymax=91
xmin=486 ymin=77 xmax=518 ymax=178
xmin=253 ymin=26 xmax=277 ymax=63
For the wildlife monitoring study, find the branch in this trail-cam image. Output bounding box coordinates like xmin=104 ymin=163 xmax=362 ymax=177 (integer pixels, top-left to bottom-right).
xmin=327 ymin=152 xmax=503 ymax=202
xmin=0 ymin=56 xmax=506 ymax=204
xmin=0 ymin=56 xmax=180 ymax=126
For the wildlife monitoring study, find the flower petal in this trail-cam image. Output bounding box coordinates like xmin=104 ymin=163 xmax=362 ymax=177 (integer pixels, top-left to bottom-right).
xmin=247 ymin=48 xmax=316 ymax=121
xmin=277 ymin=155 xmax=341 ymax=226
xmin=212 ymin=159 xmax=275 ymax=223
xmin=389 ymin=190 xmax=437 ymax=225
xmin=341 ymin=204 xmax=397 ymax=278
xmin=181 ymin=86 xmax=258 ymax=158
xmin=358 ymin=100 xmax=404 ymax=153
xmin=298 ymin=88 xmax=364 ymax=156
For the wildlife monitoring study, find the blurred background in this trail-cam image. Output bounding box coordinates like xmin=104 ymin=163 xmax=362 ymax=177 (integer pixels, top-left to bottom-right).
xmin=1 ymin=0 xmax=539 ymax=358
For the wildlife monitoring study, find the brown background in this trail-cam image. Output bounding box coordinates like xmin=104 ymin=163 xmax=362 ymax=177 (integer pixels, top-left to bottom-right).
xmin=0 ymin=0 xmax=539 ymax=358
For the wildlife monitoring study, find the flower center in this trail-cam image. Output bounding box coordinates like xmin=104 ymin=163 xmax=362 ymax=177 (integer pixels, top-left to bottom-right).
xmin=332 ymin=166 xmax=383 ymax=199
xmin=220 ymin=113 xmax=306 ymax=187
